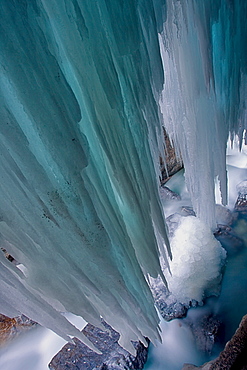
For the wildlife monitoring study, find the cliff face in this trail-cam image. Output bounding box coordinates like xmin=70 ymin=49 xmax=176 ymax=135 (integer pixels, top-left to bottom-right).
xmin=183 ymin=314 xmax=247 ymax=370
xmin=160 ymin=129 xmax=183 ymax=185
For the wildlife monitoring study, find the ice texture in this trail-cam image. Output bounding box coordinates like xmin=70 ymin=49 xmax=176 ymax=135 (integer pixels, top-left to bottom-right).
xmin=159 ymin=0 xmax=247 ymax=230
xmin=165 ymin=216 xmax=226 ymax=303
xmin=0 ymin=0 xmax=246 ymax=355
xmin=0 ymin=0 xmax=169 ymax=353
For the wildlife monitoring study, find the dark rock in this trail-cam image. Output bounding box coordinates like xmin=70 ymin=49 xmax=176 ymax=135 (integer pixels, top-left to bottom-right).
xmin=49 ymin=320 xmax=149 ymax=370
xmin=160 ymin=185 xmax=181 ymax=201
xmin=211 ymin=314 xmax=247 ymax=370
xmin=183 ymin=314 xmax=247 ymax=370
xmin=183 ymin=365 xmax=203 ymax=370
xmin=149 ymin=275 xmax=191 ymax=321
xmin=160 ymin=128 xmax=183 ymax=184
xmin=161 ymin=301 xmax=189 ymax=321
xmin=234 ymin=197 xmax=247 ymax=215
xmin=214 ymin=225 xmax=244 ymax=256
xmin=234 ymin=180 xmax=247 ymax=215
xmin=0 ymin=248 xmax=18 ymax=265
xmin=185 ymin=314 xmax=222 ymax=355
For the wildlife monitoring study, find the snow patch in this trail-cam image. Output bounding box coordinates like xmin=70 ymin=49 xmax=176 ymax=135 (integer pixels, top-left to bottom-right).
xmin=165 ymin=216 xmax=226 ymax=303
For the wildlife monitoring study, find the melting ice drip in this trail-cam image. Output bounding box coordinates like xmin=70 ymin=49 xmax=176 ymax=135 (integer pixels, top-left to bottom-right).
xmin=0 ymin=0 xmax=246 ymax=354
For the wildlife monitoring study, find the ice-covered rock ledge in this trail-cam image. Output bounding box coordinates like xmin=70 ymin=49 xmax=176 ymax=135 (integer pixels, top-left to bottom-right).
xmin=49 ymin=320 xmax=149 ymax=370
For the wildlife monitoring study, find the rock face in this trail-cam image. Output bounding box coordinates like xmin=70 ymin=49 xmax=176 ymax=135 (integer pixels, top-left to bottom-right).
xmin=234 ymin=180 xmax=247 ymax=215
xmin=214 ymin=225 xmax=244 ymax=257
xmin=183 ymin=314 xmax=247 ymax=370
xmin=185 ymin=314 xmax=223 ymax=356
xmin=160 ymin=128 xmax=183 ymax=184
xmin=0 ymin=314 xmax=37 ymax=346
xmin=49 ymin=321 xmax=149 ymax=370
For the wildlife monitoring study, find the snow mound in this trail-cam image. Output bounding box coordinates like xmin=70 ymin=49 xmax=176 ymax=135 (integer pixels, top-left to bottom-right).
xmin=165 ymin=216 xmax=226 ymax=303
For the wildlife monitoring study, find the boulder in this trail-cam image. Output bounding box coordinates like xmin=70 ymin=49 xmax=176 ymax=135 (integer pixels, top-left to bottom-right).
xmin=49 ymin=320 xmax=149 ymax=370
xmin=149 ymin=274 xmax=190 ymax=321
xmin=214 ymin=225 xmax=244 ymax=257
xmin=215 ymin=205 xmax=233 ymax=226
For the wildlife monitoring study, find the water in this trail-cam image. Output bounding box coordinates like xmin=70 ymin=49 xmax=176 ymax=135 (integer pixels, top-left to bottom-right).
xmin=0 ymin=313 xmax=86 ymax=370
xmin=214 ymin=217 xmax=247 ymax=342
xmin=0 ymin=326 xmax=66 ymax=370
xmin=144 ymin=318 xmax=205 ymax=370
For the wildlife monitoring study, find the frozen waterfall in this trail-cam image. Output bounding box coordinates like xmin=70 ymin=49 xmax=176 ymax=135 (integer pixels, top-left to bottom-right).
xmin=0 ymin=0 xmax=246 ymax=355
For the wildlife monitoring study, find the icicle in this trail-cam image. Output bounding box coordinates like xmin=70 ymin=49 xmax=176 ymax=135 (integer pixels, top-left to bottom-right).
xmin=159 ymin=0 xmax=247 ymax=229
xmin=0 ymin=0 xmax=169 ymax=352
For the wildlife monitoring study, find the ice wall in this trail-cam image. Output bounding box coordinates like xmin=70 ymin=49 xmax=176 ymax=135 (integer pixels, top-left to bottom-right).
xmin=0 ymin=0 xmax=170 ymax=353
xmin=159 ymin=0 xmax=247 ymax=229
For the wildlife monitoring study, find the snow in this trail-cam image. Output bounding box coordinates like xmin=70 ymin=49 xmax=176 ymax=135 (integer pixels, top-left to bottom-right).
xmin=165 ymin=216 xmax=226 ymax=303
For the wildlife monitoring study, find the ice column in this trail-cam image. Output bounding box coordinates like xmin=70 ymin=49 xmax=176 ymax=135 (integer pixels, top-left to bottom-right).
xmin=159 ymin=0 xmax=247 ymax=229
xmin=0 ymin=0 xmax=169 ymax=353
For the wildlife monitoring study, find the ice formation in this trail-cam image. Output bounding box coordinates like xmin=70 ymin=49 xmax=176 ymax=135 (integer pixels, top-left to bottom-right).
xmin=165 ymin=216 xmax=226 ymax=303
xmin=159 ymin=0 xmax=247 ymax=229
xmin=0 ymin=0 xmax=246 ymax=354
xmin=0 ymin=0 xmax=169 ymax=353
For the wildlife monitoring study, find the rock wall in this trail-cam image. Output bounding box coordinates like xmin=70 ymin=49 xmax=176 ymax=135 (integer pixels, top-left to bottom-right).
xmin=183 ymin=314 xmax=247 ymax=370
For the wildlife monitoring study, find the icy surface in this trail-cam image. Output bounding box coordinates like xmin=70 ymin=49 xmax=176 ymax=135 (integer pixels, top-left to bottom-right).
xmin=0 ymin=0 xmax=247 ymax=359
xmin=159 ymin=0 xmax=247 ymax=229
xmin=0 ymin=0 xmax=169 ymax=352
xmin=165 ymin=216 xmax=226 ymax=303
